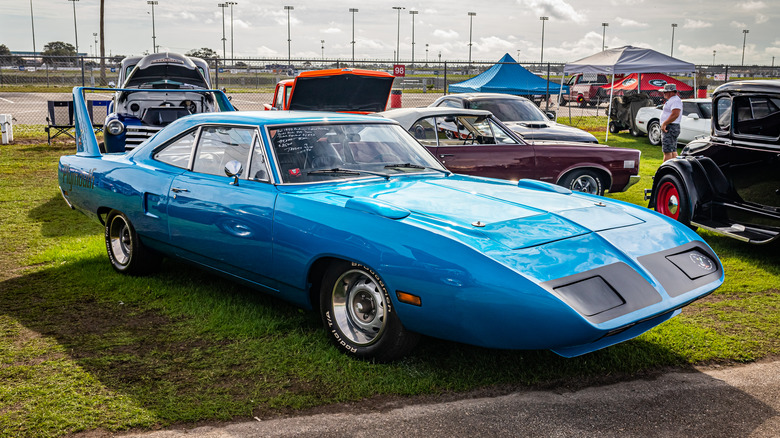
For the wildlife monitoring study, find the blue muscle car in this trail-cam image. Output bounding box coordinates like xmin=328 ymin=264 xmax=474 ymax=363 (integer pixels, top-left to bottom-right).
xmin=59 ymin=87 xmax=723 ymax=362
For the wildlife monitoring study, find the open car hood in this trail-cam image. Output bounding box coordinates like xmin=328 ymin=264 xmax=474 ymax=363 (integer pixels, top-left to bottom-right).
xmin=287 ymin=69 xmax=395 ymax=113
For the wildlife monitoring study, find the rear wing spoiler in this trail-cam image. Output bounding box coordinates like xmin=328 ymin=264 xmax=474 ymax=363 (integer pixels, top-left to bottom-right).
xmin=72 ymin=86 xmax=236 ymax=157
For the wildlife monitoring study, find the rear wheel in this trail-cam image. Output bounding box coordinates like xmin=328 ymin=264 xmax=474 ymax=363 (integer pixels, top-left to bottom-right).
xmin=105 ymin=210 xmax=161 ymax=275
xmin=648 ymin=121 xmax=662 ymax=146
xmin=608 ymin=122 xmax=619 ymax=134
xmin=320 ymin=261 xmax=419 ymax=362
xmin=654 ymin=174 xmax=692 ymax=226
xmin=560 ymin=169 xmax=605 ymax=196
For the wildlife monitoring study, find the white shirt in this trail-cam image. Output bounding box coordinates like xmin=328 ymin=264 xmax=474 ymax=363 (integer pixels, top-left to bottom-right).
xmin=660 ymin=94 xmax=683 ymax=125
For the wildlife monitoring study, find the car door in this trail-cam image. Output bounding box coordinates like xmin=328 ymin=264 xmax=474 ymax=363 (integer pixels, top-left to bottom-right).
xmin=166 ymin=124 xmax=279 ymax=289
xmin=679 ymin=101 xmax=709 ymax=143
xmin=421 ymin=115 xmax=537 ymax=181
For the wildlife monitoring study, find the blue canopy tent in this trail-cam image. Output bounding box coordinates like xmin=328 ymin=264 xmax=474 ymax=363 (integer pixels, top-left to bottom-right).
xmin=448 ymin=54 xmax=568 ymax=97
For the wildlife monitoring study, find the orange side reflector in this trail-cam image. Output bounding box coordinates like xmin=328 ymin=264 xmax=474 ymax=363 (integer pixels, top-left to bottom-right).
xmin=396 ymin=291 xmax=422 ymax=306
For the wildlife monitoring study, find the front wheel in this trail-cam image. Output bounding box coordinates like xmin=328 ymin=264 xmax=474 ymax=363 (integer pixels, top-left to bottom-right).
xmin=105 ymin=210 xmax=161 ymax=275
xmin=560 ymin=169 xmax=605 ymax=196
xmin=608 ymin=122 xmax=619 ymax=134
xmin=320 ymin=261 xmax=419 ymax=362
xmin=648 ymin=121 xmax=662 ymax=146
xmin=653 ymin=174 xmax=693 ymax=226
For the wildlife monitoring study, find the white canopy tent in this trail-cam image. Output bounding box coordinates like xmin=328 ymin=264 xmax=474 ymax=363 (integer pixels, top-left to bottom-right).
xmin=562 ymin=46 xmax=696 ymax=141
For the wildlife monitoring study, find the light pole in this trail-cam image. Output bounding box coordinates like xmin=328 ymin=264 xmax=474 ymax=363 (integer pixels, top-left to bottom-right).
xmin=349 ymin=8 xmax=358 ymax=65
xmin=321 ymin=39 xmax=324 ymax=61
xmin=218 ymin=3 xmax=227 ymax=61
xmin=29 ymin=0 xmax=37 ymax=55
xmin=426 ymin=43 xmax=429 ymax=64
xmin=284 ymin=5 xmax=293 ymax=67
xmin=147 ymin=1 xmax=157 ymax=54
xmin=670 ymin=23 xmax=677 ymax=57
xmin=67 ymin=0 xmax=79 ymax=55
xmin=392 ymin=7 xmax=405 ymax=63
xmin=93 ymin=32 xmax=97 ymax=57
xmin=601 ymin=22 xmax=608 ymax=51
xmin=226 ymin=2 xmax=237 ymax=64
xmin=712 ymin=50 xmax=716 ymax=65
xmin=409 ymin=10 xmax=418 ymax=66
xmin=539 ymin=16 xmax=548 ymax=64
xmin=742 ymin=29 xmax=749 ymax=65
xmin=516 ymin=49 xmax=520 ymax=60
xmin=468 ymin=12 xmax=476 ymax=67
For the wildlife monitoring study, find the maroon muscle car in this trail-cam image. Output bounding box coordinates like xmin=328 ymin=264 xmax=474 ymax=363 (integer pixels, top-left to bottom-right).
xmin=380 ymin=107 xmax=641 ymax=195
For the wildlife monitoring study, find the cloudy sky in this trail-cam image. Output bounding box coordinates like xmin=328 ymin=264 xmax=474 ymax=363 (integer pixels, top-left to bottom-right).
xmin=2 ymin=0 xmax=779 ymax=65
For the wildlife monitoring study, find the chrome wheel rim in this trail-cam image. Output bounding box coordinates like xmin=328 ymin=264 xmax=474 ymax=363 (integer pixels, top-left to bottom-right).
xmin=109 ymin=216 xmax=132 ymax=266
xmin=570 ymin=175 xmax=599 ymax=194
xmin=657 ymin=182 xmax=680 ymax=219
xmin=649 ymin=124 xmax=661 ymax=144
xmin=331 ymin=269 xmax=386 ymax=346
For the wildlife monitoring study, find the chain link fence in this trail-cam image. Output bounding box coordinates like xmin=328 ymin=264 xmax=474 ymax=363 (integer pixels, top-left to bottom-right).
xmin=2 ymin=55 xmax=779 ymax=129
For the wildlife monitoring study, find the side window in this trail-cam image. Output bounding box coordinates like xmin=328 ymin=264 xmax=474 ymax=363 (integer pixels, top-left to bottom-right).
xmin=192 ymin=126 xmax=255 ymax=177
xmin=734 ymin=96 xmax=780 ymax=138
xmin=567 ymin=76 xmax=576 ymax=86
xmin=153 ymin=129 xmax=197 ymax=169
xmin=274 ymin=88 xmax=285 ymax=109
xmin=248 ymin=136 xmax=270 ymax=181
xmin=408 ymin=117 xmax=438 ymax=146
xmin=284 ymin=86 xmax=292 ymax=108
xmin=682 ymin=102 xmax=698 ymax=117
xmin=435 ymin=116 xmax=471 ymax=145
xmin=714 ymin=97 xmax=731 ymax=132
xmin=488 ymin=119 xmax=518 ymax=144
xmin=438 ymin=99 xmax=462 ymax=108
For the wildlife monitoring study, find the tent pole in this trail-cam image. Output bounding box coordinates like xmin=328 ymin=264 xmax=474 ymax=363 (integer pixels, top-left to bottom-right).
xmin=557 ymin=71 xmax=565 ymax=121
xmin=606 ymin=73 xmax=615 ymax=142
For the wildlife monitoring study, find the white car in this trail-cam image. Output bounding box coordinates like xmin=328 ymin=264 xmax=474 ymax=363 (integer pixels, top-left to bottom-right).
xmin=634 ymin=98 xmax=712 ymax=146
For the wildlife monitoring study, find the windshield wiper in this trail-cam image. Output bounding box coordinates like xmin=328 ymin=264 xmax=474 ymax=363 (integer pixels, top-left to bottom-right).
xmin=384 ymin=163 xmax=451 ymax=176
xmin=307 ymin=168 xmax=391 ymax=179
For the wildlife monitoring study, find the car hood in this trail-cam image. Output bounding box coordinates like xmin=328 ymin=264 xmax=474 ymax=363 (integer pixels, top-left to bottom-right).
xmin=291 ymin=176 xmax=644 ymax=250
xmin=504 ymin=121 xmax=598 ymax=143
xmin=288 ymin=72 xmax=395 ymax=113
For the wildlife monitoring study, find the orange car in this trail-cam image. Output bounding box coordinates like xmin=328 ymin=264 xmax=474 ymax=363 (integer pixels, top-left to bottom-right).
xmin=264 ymin=68 xmax=395 ymax=113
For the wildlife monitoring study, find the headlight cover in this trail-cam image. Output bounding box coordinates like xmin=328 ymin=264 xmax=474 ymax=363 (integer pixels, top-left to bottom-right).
xmin=106 ymin=119 xmax=125 ymax=136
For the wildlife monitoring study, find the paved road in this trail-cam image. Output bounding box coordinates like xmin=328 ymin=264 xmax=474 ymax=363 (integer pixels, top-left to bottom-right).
xmin=112 ymin=361 xmax=779 ymax=438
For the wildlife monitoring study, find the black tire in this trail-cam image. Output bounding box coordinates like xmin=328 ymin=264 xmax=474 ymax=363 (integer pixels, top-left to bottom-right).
xmin=630 ymin=128 xmax=642 ymax=137
xmin=320 ymin=261 xmax=419 ymax=362
xmin=105 ymin=210 xmax=161 ymax=275
xmin=648 ymin=120 xmax=662 ymax=146
xmin=560 ymin=169 xmax=605 ymax=196
xmin=608 ymin=122 xmax=619 ymax=134
xmin=653 ymin=174 xmax=694 ymax=227
xmin=558 ymin=96 xmax=568 ymax=106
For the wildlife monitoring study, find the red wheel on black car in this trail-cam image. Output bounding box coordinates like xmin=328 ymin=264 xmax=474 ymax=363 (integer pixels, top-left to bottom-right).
xmin=654 ymin=174 xmax=692 ymax=226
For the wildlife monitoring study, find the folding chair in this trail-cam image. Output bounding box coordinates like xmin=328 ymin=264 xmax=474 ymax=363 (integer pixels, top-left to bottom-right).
xmin=45 ymin=101 xmax=74 ymax=145
xmin=89 ymin=100 xmax=111 ymax=134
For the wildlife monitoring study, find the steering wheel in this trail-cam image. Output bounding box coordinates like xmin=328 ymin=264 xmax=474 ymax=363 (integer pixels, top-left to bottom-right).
xmin=462 ymin=132 xmax=475 ymax=145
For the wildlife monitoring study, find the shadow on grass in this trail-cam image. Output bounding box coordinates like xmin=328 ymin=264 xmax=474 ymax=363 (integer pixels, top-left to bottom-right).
xmin=2 ymin=251 xmax=776 ymax=436
xmin=28 ymin=194 xmax=102 ymax=238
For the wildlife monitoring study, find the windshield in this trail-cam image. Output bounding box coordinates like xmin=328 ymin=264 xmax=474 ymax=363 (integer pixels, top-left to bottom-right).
xmin=270 ymin=123 xmax=447 ymax=184
xmin=469 ymin=99 xmax=548 ymax=122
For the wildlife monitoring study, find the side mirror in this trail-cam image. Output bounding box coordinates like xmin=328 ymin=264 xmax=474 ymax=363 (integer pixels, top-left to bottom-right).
xmin=225 ymin=160 xmax=243 ymax=186
xmin=546 ymin=112 xmax=556 ymax=121
xmin=108 ymin=81 xmax=116 ymax=88
xmin=689 ymin=113 xmax=700 ymax=120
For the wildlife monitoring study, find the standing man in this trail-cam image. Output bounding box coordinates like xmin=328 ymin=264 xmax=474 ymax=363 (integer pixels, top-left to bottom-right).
xmin=659 ymin=83 xmax=683 ymax=162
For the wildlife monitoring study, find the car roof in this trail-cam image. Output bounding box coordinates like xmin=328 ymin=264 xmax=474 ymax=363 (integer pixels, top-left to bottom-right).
xmin=171 ymin=110 xmax=400 ymax=130
xmin=377 ymin=107 xmax=493 ymax=129
xmin=440 ymin=93 xmax=532 ymax=101
xmin=713 ymin=79 xmax=780 ymax=97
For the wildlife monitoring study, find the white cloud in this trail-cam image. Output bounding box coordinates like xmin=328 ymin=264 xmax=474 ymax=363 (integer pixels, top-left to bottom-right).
xmin=683 ymin=19 xmax=713 ymax=29
xmin=739 ymin=1 xmax=766 ymax=10
xmin=614 ymin=17 xmax=649 ymax=28
xmin=322 ymin=27 xmax=342 ymax=35
xmin=730 ymin=21 xmax=747 ymax=28
xmin=610 ymin=0 xmax=644 ymax=4
xmin=516 ymin=0 xmax=586 ymax=24
xmin=755 ymin=14 xmax=769 ymax=24
xmin=433 ymin=29 xmax=460 ymax=40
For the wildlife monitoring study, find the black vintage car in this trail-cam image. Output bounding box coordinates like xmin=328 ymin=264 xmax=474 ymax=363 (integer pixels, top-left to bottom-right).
xmin=646 ymin=80 xmax=780 ymax=244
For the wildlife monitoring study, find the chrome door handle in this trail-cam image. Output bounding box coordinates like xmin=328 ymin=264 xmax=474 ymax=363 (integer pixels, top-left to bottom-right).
xmin=171 ymin=187 xmax=189 ymax=193
xmin=439 ymin=154 xmax=455 ymax=158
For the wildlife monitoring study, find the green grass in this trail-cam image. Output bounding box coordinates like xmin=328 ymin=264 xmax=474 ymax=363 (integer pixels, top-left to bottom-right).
xmin=1 ymin=134 xmax=779 ymax=437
